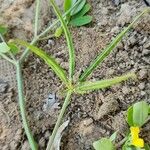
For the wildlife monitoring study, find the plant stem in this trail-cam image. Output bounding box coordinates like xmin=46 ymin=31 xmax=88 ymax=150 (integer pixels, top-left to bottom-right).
xmin=16 ymin=61 xmax=38 ymax=150
xmin=116 ymin=137 xmax=128 ymax=148
xmin=46 ymin=91 xmax=72 ymax=150
xmin=50 ymin=0 xmax=75 ymax=81
xmin=19 ymin=0 xmax=81 ymax=62
xmin=34 ymin=0 xmax=40 ymax=38
xmin=0 ymin=53 xmax=16 ymax=65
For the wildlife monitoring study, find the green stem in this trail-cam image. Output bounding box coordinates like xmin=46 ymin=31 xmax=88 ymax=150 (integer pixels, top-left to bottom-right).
xmin=16 ymin=61 xmax=38 ymax=150
xmin=34 ymin=0 xmax=40 ymax=38
xmin=46 ymin=91 xmax=72 ymax=150
xmin=0 ymin=53 xmax=16 ymax=65
xmin=50 ymin=0 xmax=75 ymax=81
xmin=19 ymin=0 xmax=81 ymax=62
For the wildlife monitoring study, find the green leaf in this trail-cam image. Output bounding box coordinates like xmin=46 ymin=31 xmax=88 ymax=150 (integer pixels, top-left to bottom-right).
xmin=133 ymin=101 xmax=149 ymax=127
xmin=8 ymin=43 xmax=19 ymax=55
xmin=122 ymin=145 xmax=133 ymax=150
xmin=79 ymin=9 xmax=150 ymax=82
xmin=50 ymin=0 xmax=75 ymax=80
xmin=75 ymin=73 xmax=136 ymax=93
xmin=54 ymin=26 xmax=63 ymax=37
xmin=144 ymin=144 xmax=150 ymax=150
xmin=71 ymin=0 xmax=86 ymax=16
xmin=127 ymin=106 xmax=134 ymax=126
xmin=110 ymin=131 xmax=118 ymax=142
xmin=0 ymin=42 xmax=10 ymax=53
xmin=73 ymin=3 xmax=91 ymax=18
xmin=127 ymin=101 xmax=149 ymax=127
xmin=14 ymin=39 xmax=69 ymax=85
xmin=64 ymin=0 xmax=72 ymax=12
xmin=70 ymin=15 xmax=92 ymax=26
xmin=0 ymin=25 xmax=7 ymax=35
xmin=93 ymin=138 xmax=115 ymax=150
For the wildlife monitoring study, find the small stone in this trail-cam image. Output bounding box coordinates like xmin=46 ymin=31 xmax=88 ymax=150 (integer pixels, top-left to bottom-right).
xmin=112 ymin=0 xmax=120 ymax=5
xmin=83 ymin=118 xmax=93 ymax=126
xmin=44 ymin=131 xmax=50 ymax=139
xmin=129 ymin=36 xmax=137 ymax=45
xmin=141 ymin=91 xmax=146 ymax=96
xmin=39 ymin=137 xmax=46 ymax=148
xmin=21 ymin=141 xmax=30 ymax=150
xmin=14 ymin=129 xmax=22 ymax=141
xmin=138 ymin=69 xmax=148 ymax=80
xmin=138 ymin=82 xmax=145 ymax=90
xmin=142 ymin=49 xmax=150 ymax=56
xmin=10 ymin=140 xmax=18 ymax=150
xmin=144 ymin=42 xmax=150 ymax=49
xmin=0 ymin=82 xmax=8 ymax=93
xmin=48 ymin=39 xmax=55 ymax=46
xmin=2 ymin=145 xmax=9 ymax=150
xmin=122 ymin=86 xmax=129 ymax=94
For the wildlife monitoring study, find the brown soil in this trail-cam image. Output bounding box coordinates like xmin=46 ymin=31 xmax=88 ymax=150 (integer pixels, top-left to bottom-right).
xmin=0 ymin=0 xmax=150 ymax=150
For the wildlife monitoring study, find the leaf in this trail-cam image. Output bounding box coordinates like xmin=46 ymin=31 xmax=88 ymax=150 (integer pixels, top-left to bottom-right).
xmin=122 ymin=145 xmax=133 ymax=150
xmin=144 ymin=144 xmax=150 ymax=150
xmin=14 ymin=39 xmax=69 ymax=85
xmin=133 ymin=101 xmax=149 ymax=127
xmin=110 ymin=131 xmax=118 ymax=142
xmin=70 ymin=15 xmax=92 ymax=26
xmin=76 ymin=73 xmax=136 ymax=93
xmin=0 ymin=42 xmax=10 ymax=53
xmin=127 ymin=101 xmax=149 ymax=127
xmin=0 ymin=25 xmax=7 ymax=35
xmin=127 ymin=106 xmax=134 ymax=127
xmin=50 ymin=0 xmax=75 ymax=79
xmin=71 ymin=0 xmax=86 ymax=16
xmin=64 ymin=0 xmax=72 ymax=12
xmin=79 ymin=9 xmax=149 ymax=82
xmin=54 ymin=27 xmax=63 ymax=37
xmin=53 ymin=120 xmax=69 ymax=150
xmin=93 ymin=138 xmax=115 ymax=150
xmin=8 ymin=43 xmax=19 ymax=55
xmin=73 ymin=3 xmax=91 ymax=18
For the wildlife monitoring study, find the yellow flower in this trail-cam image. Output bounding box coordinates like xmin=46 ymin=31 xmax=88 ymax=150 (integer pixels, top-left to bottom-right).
xmin=130 ymin=127 xmax=144 ymax=148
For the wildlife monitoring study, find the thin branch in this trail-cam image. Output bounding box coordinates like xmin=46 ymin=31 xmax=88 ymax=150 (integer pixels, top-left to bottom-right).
xmin=19 ymin=0 xmax=81 ymax=62
xmin=0 ymin=53 xmax=16 ymax=65
xmin=50 ymin=0 xmax=75 ymax=81
xmin=34 ymin=0 xmax=40 ymax=38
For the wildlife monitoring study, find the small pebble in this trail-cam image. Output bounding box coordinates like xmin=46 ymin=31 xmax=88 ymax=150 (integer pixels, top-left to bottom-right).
xmin=0 ymin=82 xmax=8 ymax=93
xmin=48 ymin=39 xmax=55 ymax=46
xmin=44 ymin=131 xmax=50 ymax=139
xmin=138 ymin=69 xmax=148 ymax=80
xmin=122 ymin=86 xmax=129 ymax=94
xmin=141 ymin=91 xmax=146 ymax=96
xmin=142 ymin=49 xmax=150 ymax=56
xmin=138 ymin=82 xmax=145 ymax=90
xmin=83 ymin=118 xmax=93 ymax=126
xmin=39 ymin=137 xmax=46 ymax=148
